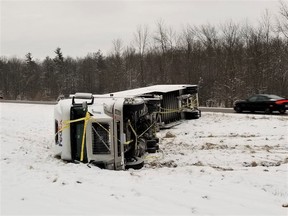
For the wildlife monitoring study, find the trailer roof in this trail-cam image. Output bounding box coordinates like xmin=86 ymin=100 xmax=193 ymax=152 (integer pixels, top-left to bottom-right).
xmin=103 ymin=84 xmax=197 ymax=97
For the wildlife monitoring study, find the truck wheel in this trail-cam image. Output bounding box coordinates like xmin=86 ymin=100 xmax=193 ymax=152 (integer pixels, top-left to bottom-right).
xmin=184 ymin=111 xmax=199 ymax=119
xmin=146 ymin=147 xmax=157 ymax=153
xmin=125 ymin=157 xmax=144 ymax=170
xmin=154 ymin=137 xmax=160 ymax=143
xmin=279 ymin=109 xmax=286 ymax=114
xmin=146 ymin=140 xmax=157 ymax=148
xmin=124 ymin=102 xmax=145 ymax=112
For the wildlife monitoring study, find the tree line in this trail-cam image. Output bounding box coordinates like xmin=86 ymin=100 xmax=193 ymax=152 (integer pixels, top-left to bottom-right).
xmin=1 ymin=2 xmax=288 ymax=107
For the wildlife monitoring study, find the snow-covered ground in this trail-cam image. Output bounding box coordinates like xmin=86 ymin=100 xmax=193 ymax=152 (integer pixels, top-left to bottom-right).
xmin=1 ymin=102 xmax=287 ymax=215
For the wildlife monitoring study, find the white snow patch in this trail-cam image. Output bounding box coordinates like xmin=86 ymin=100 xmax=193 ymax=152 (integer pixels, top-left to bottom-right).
xmin=1 ymin=103 xmax=288 ymax=215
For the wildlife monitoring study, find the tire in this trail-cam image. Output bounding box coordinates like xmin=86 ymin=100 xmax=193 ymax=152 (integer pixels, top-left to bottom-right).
xmin=234 ymin=106 xmax=242 ymax=113
xmin=146 ymin=98 xmax=161 ymax=105
xmin=125 ymin=157 xmax=144 ymax=170
xmin=146 ymin=140 xmax=157 ymax=148
xmin=124 ymin=102 xmax=145 ymax=112
xmin=279 ymin=109 xmax=286 ymax=114
xmin=184 ymin=111 xmax=199 ymax=119
xmin=264 ymin=108 xmax=272 ymax=114
xmin=146 ymin=139 xmax=159 ymax=153
xmin=147 ymin=147 xmax=157 ymax=153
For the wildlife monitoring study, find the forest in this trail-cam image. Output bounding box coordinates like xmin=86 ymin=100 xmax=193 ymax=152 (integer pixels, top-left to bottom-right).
xmin=1 ymin=2 xmax=288 ymax=107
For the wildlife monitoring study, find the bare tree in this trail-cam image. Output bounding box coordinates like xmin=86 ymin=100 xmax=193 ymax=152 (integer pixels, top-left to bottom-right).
xmin=110 ymin=39 xmax=125 ymax=91
xmin=195 ymin=23 xmax=218 ymax=49
xmin=134 ymin=25 xmax=149 ymax=85
xmin=153 ymin=19 xmax=179 ymax=83
xmin=278 ymin=0 xmax=288 ymax=38
xmin=112 ymin=39 xmax=123 ymax=57
xmin=1 ymin=12 xmax=288 ymax=103
xmin=134 ymin=25 xmax=149 ymax=56
xmin=180 ymin=25 xmax=196 ymax=82
xmin=219 ymin=20 xmax=244 ymax=106
xmin=195 ymin=24 xmax=220 ymax=103
xmin=154 ymin=19 xmax=169 ymax=53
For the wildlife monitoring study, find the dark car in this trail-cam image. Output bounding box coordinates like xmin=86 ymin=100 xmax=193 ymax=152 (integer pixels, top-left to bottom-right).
xmin=234 ymin=94 xmax=288 ymax=114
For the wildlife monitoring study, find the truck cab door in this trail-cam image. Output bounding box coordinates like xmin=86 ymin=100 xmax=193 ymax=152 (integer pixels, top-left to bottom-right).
xmin=113 ymin=99 xmax=125 ymax=170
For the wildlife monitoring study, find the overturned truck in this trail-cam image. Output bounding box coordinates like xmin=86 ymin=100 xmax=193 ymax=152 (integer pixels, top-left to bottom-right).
xmin=54 ymin=85 xmax=200 ymax=170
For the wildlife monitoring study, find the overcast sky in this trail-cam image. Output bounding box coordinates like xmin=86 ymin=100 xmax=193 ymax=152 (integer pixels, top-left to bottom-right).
xmin=1 ymin=0 xmax=281 ymax=59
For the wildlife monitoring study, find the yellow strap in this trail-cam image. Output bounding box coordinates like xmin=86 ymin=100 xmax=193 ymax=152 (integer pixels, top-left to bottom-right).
xmin=124 ymin=139 xmax=134 ymax=145
xmin=56 ymin=112 xmax=134 ymax=153
xmin=64 ymin=117 xmax=87 ymax=124
xmin=157 ymin=110 xmax=180 ymax=114
xmin=56 ymin=124 xmax=70 ymax=134
xmin=56 ymin=116 xmax=87 ymax=134
xmin=128 ymin=120 xmax=138 ymax=150
xmin=80 ymin=112 xmax=90 ymax=161
xmin=55 ymin=112 xmax=91 ymax=162
xmin=138 ymin=121 xmax=156 ymax=138
xmin=144 ymin=149 xmax=165 ymax=161
xmin=56 ymin=108 xmax=174 ymax=160
xmin=78 ymin=112 xmax=90 ymax=161
xmin=92 ymin=120 xmax=133 ymax=145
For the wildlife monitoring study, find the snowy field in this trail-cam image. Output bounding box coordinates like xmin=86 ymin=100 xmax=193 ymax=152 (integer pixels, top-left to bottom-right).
xmin=1 ymin=102 xmax=288 ymax=215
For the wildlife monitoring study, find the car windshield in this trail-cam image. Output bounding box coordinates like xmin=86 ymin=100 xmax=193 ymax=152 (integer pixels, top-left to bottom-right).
xmin=268 ymin=95 xmax=284 ymax=100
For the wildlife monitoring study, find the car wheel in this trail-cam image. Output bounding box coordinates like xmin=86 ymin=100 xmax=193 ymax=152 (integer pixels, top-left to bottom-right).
xmin=279 ymin=109 xmax=286 ymax=114
xmin=234 ymin=106 xmax=242 ymax=113
xmin=264 ymin=108 xmax=272 ymax=114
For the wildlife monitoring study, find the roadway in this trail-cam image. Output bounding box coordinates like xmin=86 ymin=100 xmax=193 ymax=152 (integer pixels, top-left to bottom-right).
xmin=1 ymin=100 xmax=287 ymax=116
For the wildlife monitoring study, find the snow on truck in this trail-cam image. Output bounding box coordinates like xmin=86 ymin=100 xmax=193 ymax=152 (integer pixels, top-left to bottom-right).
xmin=54 ymin=84 xmax=201 ymax=170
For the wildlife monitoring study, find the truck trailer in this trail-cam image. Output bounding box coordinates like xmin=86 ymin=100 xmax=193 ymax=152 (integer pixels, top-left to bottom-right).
xmin=54 ymin=85 xmax=200 ymax=170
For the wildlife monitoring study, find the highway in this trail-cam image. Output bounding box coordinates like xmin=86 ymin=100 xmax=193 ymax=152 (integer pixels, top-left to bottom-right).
xmin=1 ymin=100 xmax=287 ymax=116
xmin=0 ymin=100 xmax=57 ymax=105
xmin=0 ymin=100 xmax=234 ymax=111
xmin=199 ymin=107 xmax=234 ymax=113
